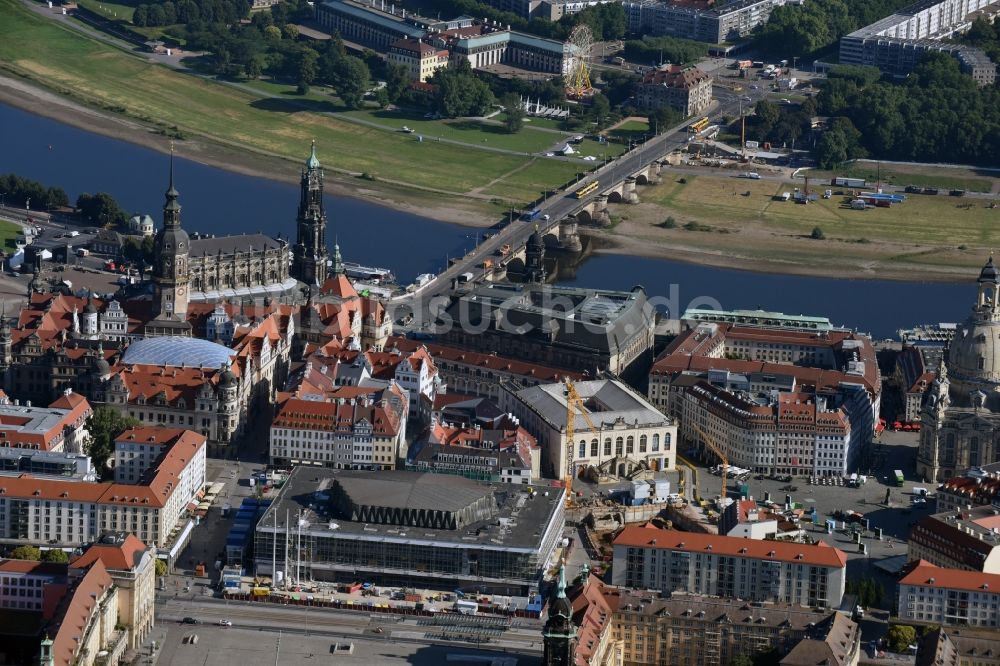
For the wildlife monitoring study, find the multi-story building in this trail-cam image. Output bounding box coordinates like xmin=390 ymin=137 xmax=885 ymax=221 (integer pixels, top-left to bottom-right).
xmin=407 ymin=412 xmax=539 ymax=483
xmin=635 ymin=64 xmax=713 ymax=117
xmin=384 ymin=336 xmax=583 ymax=401
xmin=625 ymin=0 xmax=798 ymax=44
xmin=442 ymin=283 xmax=656 ymax=378
xmin=894 ymin=345 xmax=936 ymax=423
xmin=920 ymin=260 xmax=1000 ymax=481
xmin=916 ymin=628 xmax=1000 ymax=666
xmin=504 ymin=377 xmax=676 ymax=480
xmin=0 ymin=390 xmax=92 ymax=454
xmin=650 ymin=321 xmax=881 ymax=477
xmin=908 ymin=507 xmax=1000 ymax=573
xmin=612 ymin=526 xmax=847 ymax=607
xmin=898 ymin=562 xmax=1000 ymax=628
xmin=839 ymin=0 xmax=1000 ymax=82
xmin=447 ymin=30 xmax=576 ymax=76
xmin=0 ymin=429 xmax=206 ymax=549
xmin=0 ymin=447 xmax=96 ymax=481
xmin=70 ymin=533 xmax=157 ymax=650
xmin=253 ymin=467 xmax=565 ymax=594
xmin=388 ymin=38 xmax=449 ymax=81
xmin=936 ymin=465 xmax=1000 ymax=513
xmin=556 ymin=570 xmax=858 ymax=666
xmin=269 ymin=385 xmax=408 ymax=469
xmin=316 ymin=0 xmax=426 ymax=51
xmin=719 ymin=498 xmax=805 ymax=540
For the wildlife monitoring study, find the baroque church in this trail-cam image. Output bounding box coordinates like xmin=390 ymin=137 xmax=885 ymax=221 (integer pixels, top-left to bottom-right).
xmin=919 ymin=257 xmax=1000 ymax=481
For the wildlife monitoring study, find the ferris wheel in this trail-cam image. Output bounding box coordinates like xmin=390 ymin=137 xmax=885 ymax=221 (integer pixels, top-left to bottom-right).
xmin=565 ymin=25 xmax=594 ymax=99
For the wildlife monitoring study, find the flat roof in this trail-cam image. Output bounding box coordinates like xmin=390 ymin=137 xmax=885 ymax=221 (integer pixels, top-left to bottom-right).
xmin=318 ymin=0 xmax=425 ymax=38
xmin=335 ymin=471 xmax=491 ymax=513
xmin=259 ymin=467 xmax=563 ymax=552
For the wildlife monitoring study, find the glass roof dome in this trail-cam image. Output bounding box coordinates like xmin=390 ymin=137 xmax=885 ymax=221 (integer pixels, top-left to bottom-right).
xmin=122 ymin=336 xmax=234 ymax=368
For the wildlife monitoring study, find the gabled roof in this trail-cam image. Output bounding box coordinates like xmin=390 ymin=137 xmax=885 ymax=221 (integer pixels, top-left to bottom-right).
xmin=900 ymin=563 xmax=1000 ymax=594
xmin=70 ymin=535 xmax=149 ymax=572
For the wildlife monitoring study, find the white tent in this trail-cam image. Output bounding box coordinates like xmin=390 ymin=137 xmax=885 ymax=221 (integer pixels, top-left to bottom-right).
xmin=560 ymin=144 xmax=576 ymax=155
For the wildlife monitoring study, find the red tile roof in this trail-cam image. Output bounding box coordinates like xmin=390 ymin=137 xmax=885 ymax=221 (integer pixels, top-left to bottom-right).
xmin=900 ymin=563 xmax=1000 ymax=594
xmin=614 ymin=526 xmax=848 ymax=568
xmin=71 ymin=535 xmax=149 ymax=572
xmin=385 ymin=336 xmax=585 ymax=382
xmin=50 ymin=559 xmax=113 ymax=666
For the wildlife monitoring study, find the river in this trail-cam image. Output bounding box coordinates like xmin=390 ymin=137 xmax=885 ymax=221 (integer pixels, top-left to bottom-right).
xmin=0 ymin=102 xmax=973 ymax=338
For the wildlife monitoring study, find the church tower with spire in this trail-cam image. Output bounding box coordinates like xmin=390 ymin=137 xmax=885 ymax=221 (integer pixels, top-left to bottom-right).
xmin=148 ymin=148 xmax=192 ymax=336
xmin=542 ymin=565 xmax=577 ymax=666
xmin=292 ymin=142 xmax=329 ymax=286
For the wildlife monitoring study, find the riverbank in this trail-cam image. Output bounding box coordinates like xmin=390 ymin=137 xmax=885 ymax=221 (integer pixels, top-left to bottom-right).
xmin=0 ymin=74 xmax=496 ymax=229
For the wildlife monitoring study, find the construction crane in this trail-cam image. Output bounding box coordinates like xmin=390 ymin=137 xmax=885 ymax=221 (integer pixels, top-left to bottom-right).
xmin=563 ymin=378 xmax=602 ymax=507
xmin=693 ymin=425 xmax=729 ymax=507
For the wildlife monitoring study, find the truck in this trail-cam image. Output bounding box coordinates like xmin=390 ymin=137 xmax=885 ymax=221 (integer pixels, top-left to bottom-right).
xmin=455 ymin=599 xmax=479 ymax=615
xmin=833 ymin=177 xmax=866 ymax=188
xmin=457 ymin=272 xmax=474 ymax=284
xmin=894 ymin=470 xmax=905 ymax=487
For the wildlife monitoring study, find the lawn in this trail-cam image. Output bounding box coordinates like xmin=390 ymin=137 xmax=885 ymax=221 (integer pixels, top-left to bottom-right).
xmin=572 ymin=138 xmax=628 ymax=161
xmin=522 ymin=116 xmax=566 ymax=131
xmin=0 ymin=221 xmax=24 ymax=251
xmin=806 ymin=165 xmax=993 ymax=193
xmin=481 ymin=160 xmax=583 ymax=203
xmin=0 ymin=0 xmax=588 ymax=202
xmin=338 ymin=108 xmax=573 ymax=154
xmin=76 ymin=0 xmax=136 ymax=21
xmin=644 ymin=174 xmax=1000 ymax=247
xmin=608 ymin=119 xmax=649 ymax=140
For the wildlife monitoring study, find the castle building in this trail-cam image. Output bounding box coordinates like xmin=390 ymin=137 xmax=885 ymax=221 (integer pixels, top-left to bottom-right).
xmin=291 ymin=143 xmax=329 ymax=287
xmin=147 ymin=152 xmax=192 ymax=337
xmin=919 ymin=258 xmax=1000 ymax=481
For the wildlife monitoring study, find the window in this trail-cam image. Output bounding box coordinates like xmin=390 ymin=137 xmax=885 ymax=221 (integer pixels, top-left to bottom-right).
xmin=615 ymin=437 xmax=624 ymax=456
xmin=604 ymin=438 xmax=612 ymax=456
xmin=639 ymin=435 xmax=647 ymax=453
xmin=579 ymin=441 xmax=587 ymax=459
xmin=652 ymin=434 xmax=660 ymax=451
xmin=590 ymin=439 xmax=598 ymax=457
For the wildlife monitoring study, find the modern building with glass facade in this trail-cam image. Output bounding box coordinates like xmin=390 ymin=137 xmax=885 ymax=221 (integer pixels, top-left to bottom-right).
xmin=253 ymin=467 xmax=564 ymax=594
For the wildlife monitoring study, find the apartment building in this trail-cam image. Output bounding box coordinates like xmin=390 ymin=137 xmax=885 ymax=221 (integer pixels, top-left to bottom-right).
xmin=269 ymin=385 xmax=408 ymax=469
xmin=562 ymin=571 xmax=858 ymax=666
xmin=916 ymin=628 xmax=1000 ymax=666
xmin=625 ymin=0 xmax=798 ymax=43
xmin=408 ymin=413 xmax=539 ymax=483
xmin=612 ymin=527 xmax=847 ymax=607
xmin=909 ymin=508 xmax=1000 ymax=573
xmin=0 ymin=429 xmax=206 ymax=549
xmin=650 ymin=321 xmax=881 ymax=477
xmin=898 ymin=563 xmax=1000 ymax=628
xmin=635 ymin=64 xmax=713 ymax=117
xmin=70 ymin=533 xmax=156 ymax=650
xmin=936 ymin=466 xmax=1000 ymax=513
xmin=504 ymin=378 xmax=676 ymax=480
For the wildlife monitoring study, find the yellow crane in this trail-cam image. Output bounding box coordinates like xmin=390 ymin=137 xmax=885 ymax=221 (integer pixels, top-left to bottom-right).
xmin=563 ymin=378 xmax=602 ymax=507
xmin=693 ymin=425 xmax=729 ymax=505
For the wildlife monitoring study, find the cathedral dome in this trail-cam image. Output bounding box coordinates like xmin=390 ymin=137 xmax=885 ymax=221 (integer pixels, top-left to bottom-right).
xmin=946 ymin=257 xmax=1000 ymax=398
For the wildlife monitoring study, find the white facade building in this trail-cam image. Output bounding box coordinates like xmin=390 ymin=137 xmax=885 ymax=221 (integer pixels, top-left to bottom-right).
xmin=612 ymin=527 xmax=848 ymax=608
xmin=898 ymin=564 xmax=1000 ymax=628
xmin=504 ymin=378 xmax=677 ymax=480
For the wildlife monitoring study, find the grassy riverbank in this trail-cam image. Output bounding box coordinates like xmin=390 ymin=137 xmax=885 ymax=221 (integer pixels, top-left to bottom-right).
xmin=0 ymin=0 xmax=581 ymax=209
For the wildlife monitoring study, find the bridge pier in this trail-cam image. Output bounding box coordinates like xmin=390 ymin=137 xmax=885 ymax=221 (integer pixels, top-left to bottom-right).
xmin=558 ymin=218 xmax=583 ymax=253
xmin=624 ymin=176 xmax=640 ymax=204
xmin=592 ymin=195 xmax=611 ymax=226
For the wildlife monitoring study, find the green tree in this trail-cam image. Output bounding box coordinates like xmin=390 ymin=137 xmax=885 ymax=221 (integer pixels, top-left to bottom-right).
xmin=11 ymin=545 xmax=40 ymax=561
xmin=501 ymin=92 xmax=524 ymax=133
xmin=432 ymin=61 xmax=494 ymax=117
xmin=887 ymin=625 xmax=917 ymax=653
xmin=85 ymin=406 xmax=141 ymax=481
xmin=296 ymin=48 xmax=319 ymax=87
xmin=754 ymin=99 xmax=780 ymax=128
xmin=147 ymin=4 xmax=166 ymax=26
xmin=244 ymin=53 xmax=263 ymax=79
xmin=590 ymin=93 xmax=611 ymax=129
xmin=132 ymin=4 xmax=148 ymax=26
xmin=332 ymin=55 xmax=370 ymax=109
xmin=373 ymin=87 xmax=390 ymax=108
xmin=730 ymin=656 xmax=754 ymax=666
xmin=161 ymin=1 xmax=177 ymax=24
xmin=155 ymin=559 xmax=168 ymax=576
xmin=76 ymin=192 xmax=127 ymax=227
xmin=42 ymin=549 xmax=69 ymax=564
xmin=263 ymin=25 xmax=282 ymax=42
xmin=810 ymin=226 xmax=825 ymax=239
xmin=384 ymin=62 xmax=410 ymax=103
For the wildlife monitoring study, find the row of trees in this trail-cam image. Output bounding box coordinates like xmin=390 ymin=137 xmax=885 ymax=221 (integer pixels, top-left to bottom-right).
xmin=754 ymin=0 xmax=916 ymax=58
xmin=0 ymin=174 xmax=69 ymax=210
xmin=816 ymin=53 xmax=1000 ymax=166
xmin=76 ymin=192 xmax=129 ymax=227
xmin=9 ymin=545 xmax=70 ymax=563
xmin=622 ymin=36 xmax=710 ymax=66
xmin=131 ymin=0 xmax=254 ymax=27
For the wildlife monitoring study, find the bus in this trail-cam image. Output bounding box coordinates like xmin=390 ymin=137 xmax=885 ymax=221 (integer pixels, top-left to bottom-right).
xmin=894 ymin=469 xmax=904 ymax=487
xmin=688 ymin=117 xmax=710 ymax=133
xmin=574 ymin=181 xmax=600 ymax=199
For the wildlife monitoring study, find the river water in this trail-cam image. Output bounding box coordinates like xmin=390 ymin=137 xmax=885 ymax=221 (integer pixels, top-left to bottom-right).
xmin=0 ymin=103 xmax=973 ymax=338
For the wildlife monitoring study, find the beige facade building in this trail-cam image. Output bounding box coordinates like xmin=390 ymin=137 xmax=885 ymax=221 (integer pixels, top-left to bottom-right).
xmin=908 ymin=507 xmax=1000 ymax=574
xmin=635 ymin=64 xmax=713 ymax=117
xmin=388 ymin=38 xmax=449 ymax=81
xmin=899 ymin=563 xmax=1000 ymax=628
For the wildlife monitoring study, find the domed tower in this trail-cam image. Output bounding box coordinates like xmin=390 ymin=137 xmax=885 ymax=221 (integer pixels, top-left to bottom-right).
xmin=292 ymin=142 xmax=329 ymax=287
xmin=526 ymin=225 xmax=547 ymax=283
xmin=946 ymin=256 xmax=1000 ymax=402
xmin=152 ymin=149 xmax=191 ymax=321
xmin=217 ymin=361 xmax=240 ymax=445
xmin=81 ymin=298 xmax=98 ymax=338
xmin=541 ymin=565 xmax=577 ymax=666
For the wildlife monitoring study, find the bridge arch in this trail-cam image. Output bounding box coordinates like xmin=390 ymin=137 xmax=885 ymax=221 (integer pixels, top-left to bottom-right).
xmin=635 ymin=173 xmax=649 ymax=185
xmin=607 ymin=190 xmax=624 ymax=204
